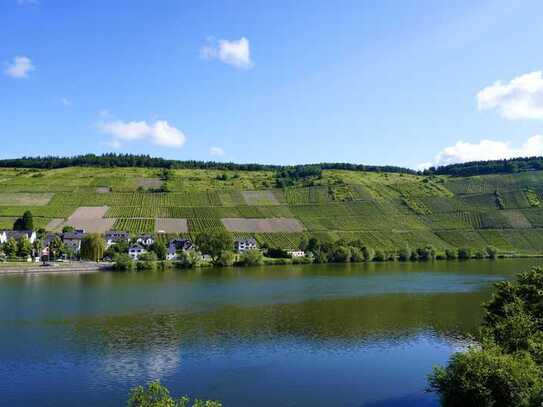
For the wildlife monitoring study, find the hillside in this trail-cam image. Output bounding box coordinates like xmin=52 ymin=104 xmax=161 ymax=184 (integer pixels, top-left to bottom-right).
xmin=2 ymin=166 xmax=543 ymax=254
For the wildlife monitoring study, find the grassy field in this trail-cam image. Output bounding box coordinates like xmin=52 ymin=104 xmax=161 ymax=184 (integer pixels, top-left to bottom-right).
xmin=3 ymin=166 xmax=543 ymax=252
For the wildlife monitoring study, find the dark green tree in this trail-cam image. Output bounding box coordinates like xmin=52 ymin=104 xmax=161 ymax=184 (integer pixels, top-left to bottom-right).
xmin=195 ymin=231 xmax=233 ymax=264
xmin=80 ymin=234 xmax=105 ymax=261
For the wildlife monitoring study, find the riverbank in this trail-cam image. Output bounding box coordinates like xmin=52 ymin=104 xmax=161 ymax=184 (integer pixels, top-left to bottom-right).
xmin=0 ymin=261 xmax=113 ymax=275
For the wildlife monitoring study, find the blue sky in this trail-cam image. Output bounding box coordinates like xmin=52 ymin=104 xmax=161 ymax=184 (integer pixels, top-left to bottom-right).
xmin=2 ymin=0 xmax=543 ymax=168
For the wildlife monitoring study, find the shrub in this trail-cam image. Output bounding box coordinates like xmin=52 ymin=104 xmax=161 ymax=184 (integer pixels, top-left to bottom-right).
xmin=373 ymin=250 xmax=386 ymax=262
xmin=485 ymin=246 xmax=498 ymax=259
xmin=428 ymin=346 xmax=543 ymax=407
xmin=128 ymin=380 xmax=222 ymax=407
xmin=176 ymin=251 xmax=202 ymax=268
xmin=240 ymin=249 xmax=264 ymax=266
xmin=457 ymin=247 xmax=471 ymax=260
xmin=362 ymin=246 xmax=375 ymax=261
xmin=216 ymin=250 xmax=236 ymax=267
xmin=398 ymin=246 xmax=411 ymax=262
xmin=445 ymin=249 xmax=457 ymax=260
xmin=136 ymin=251 xmax=158 ymax=271
xmin=332 ymin=245 xmax=351 ymax=263
xmin=350 ymin=247 xmax=364 ymax=262
xmin=112 ymin=253 xmax=134 ymax=271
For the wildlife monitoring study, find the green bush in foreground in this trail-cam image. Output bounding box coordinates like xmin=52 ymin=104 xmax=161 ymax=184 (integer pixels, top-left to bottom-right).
xmin=128 ymin=380 xmax=222 ymax=407
xmin=428 ymin=267 xmax=543 ymax=406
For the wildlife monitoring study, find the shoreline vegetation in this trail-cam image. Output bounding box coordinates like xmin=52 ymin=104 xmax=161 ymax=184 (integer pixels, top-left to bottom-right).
xmin=428 ymin=267 xmax=543 ymax=406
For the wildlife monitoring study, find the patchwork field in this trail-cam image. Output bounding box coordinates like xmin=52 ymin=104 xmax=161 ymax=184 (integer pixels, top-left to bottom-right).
xmin=1 ymin=166 xmax=543 ymax=252
xmin=222 ymin=218 xmax=305 ymax=233
xmin=59 ymin=206 xmax=116 ymax=233
xmin=155 ymin=218 xmax=188 ymax=233
xmin=0 ymin=192 xmax=53 ymax=206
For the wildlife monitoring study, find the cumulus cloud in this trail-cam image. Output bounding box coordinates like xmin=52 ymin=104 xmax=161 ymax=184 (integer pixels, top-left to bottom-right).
xmin=209 ymin=146 xmax=224 ymax=157
xmin=200 ymin=37 xmax=252 ymax=69
xmin=4 ymin=56 xmax=34 ymax=78
xmin=477 ymin=71 xmax=543 ymax=120
xmin=98 ymin=120 xmax=186 ymax=148
xmin=418 ymin=135 xmax=543 ymax=169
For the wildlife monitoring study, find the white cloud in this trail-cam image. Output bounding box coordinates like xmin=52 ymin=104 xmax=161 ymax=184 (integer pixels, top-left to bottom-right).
xmin=209 ymin=146 xmax=224 ymax=157
xmin=98 ymin=120 xmax=186 ymax=148
xmin=477 ymin=71 xmax=543 ymax=120
xmin=4 ymin=56 xmax=35 ymax=78
xmin=200 ymin=37 xmax=253 ymax=69
xmin=419 ymin=135 xmax=543 ymax=169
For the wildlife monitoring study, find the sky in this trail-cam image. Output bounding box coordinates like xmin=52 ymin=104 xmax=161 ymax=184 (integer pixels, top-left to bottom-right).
xmin=2 ymin=0 xmax=543 ymax=169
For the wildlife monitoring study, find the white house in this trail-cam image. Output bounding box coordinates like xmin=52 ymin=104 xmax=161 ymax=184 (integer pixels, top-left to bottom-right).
xmin=2 ymin=230 xmax=37 ymax=244
xmin=136 ymin=234 xmax=154 ymax=247
xmin=62 ymin=230 xmax=86 ymax=254
xmin=128 ymin=244 xmax=146 ymax=260
xmin=234 ymin=238 xmax=257 ymax=253
xmin=287 ymin=250 xmax=306 ymax=258
xmin=105 ymin=230 xmax=130 ymax=248
xmin=166 ymin=238 xmax=193 ymax=260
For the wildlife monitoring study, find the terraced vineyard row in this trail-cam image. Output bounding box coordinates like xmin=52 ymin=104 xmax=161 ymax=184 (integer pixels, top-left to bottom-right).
xmin=105 ymin=205 xmax=294 ymax=219
xmin=113 ymin=218 xmax=155 ymax=234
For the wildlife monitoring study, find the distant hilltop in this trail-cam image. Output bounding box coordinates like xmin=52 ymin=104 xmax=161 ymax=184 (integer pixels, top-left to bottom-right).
xmin=1 ymin=153 xmax=543 ymax=177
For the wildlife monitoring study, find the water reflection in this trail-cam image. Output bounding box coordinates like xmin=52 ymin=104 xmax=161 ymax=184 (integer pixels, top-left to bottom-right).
xmin=0 ymin=260 xmax=538 ymax=407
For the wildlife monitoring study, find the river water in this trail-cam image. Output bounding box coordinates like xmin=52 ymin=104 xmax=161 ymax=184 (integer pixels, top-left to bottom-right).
xmin=0 ymin=259 xmax=540 ymax=406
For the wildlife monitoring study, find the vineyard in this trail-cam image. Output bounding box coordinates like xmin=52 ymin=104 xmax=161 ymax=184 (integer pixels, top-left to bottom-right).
xmin=2 ymin=166 xmax=543 ymax=252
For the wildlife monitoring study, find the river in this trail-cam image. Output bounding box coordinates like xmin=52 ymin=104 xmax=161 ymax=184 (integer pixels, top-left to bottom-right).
xmin=0 ymin=259 xmax=540 ymax=406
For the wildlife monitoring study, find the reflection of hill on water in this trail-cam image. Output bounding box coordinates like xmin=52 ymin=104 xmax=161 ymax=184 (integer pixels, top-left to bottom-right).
xmin=69 ymin=292 xmax=483 ymax=352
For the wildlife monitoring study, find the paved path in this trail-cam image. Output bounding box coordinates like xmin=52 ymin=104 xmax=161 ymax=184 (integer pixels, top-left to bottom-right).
xmin=0 ymin=262 xmax=113 ymax=275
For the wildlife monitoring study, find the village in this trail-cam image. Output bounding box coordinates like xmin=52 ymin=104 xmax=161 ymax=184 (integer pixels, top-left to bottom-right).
xmin=0 ymin=227 xmax=307 ymax=268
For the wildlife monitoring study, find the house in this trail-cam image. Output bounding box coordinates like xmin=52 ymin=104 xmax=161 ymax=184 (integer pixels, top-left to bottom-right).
xmin=62 ymin=229 xmax=86 ymax=253
xmin=128 ymin=243 xmax=146 ymax=260
xmin=166 ymin=238 xmax=193 ymax=260
xmin=105 ymin=230 xmax=130 ymax=248
xmin=287 ymin=250 xmax=306 ymax=258
xmin=234 ymin=238 xmax=257 ymax=253
xmin=136 ymin=234 xmax=154 ymax=247
xmin=41 ymin=233 xmax=61 ymax=257
xmin=2 ymin=230 xmax=37 ymax=244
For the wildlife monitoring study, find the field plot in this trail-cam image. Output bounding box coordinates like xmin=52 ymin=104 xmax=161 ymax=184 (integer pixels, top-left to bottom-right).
xmin=242 ymin=190 xmax=279 ymax=206
xmin=0 ymin=193 xmax=53 ymax=206
xmin=500 ymin=210 xmax=531 ymax=229
xmin=155 ymin=218 xmax=188 ymax=233
xmin=137 ymin=177 xmax=162 ymax=189
xmin=61 ymin=206 xmax=115 ymax=233
xmin=222 ymin=218 xmax=304 ymax=233
xmin=45 ymin=218 xmax=65 ymax=231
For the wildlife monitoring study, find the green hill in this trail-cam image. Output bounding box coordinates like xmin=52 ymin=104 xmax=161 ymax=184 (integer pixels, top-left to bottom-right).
xmin=2 ymin=164 xmax=543 ymax=254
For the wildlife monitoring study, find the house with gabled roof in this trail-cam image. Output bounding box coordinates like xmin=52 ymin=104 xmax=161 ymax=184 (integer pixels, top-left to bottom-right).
xmin=167 ymin=238 xmax=193 ymax=260
xmin=234 ymin=238 xmax=257 ymax=253
xmin=105 ymin=230 xmax=130 ymax=248
xmin=62 ymin=229 xmax=86 ymax=253
xmin=136 ymin=234 xmax=155 ymax=247
xmin=128 ymin=243 xmax=146 ymax=260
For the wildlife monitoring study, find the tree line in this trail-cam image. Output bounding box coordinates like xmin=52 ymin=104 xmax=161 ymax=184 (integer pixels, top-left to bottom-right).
xmin=0 ymin=154 xmax=416 ymax=175
xmin=424 ymin=155 xmax=543 ymax=177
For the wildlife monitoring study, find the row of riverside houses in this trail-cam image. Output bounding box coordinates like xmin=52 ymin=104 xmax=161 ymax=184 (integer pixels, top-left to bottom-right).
xmin=1 ymin=228 xmax=299 ymax=262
